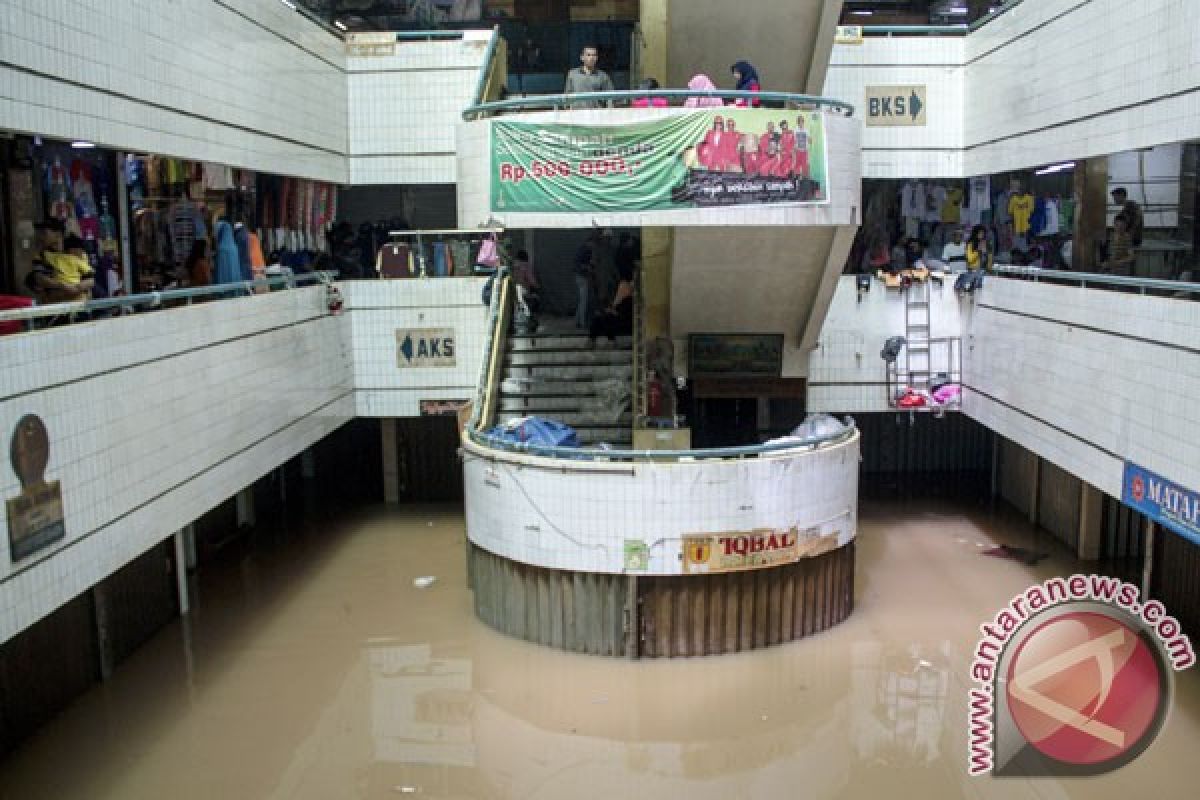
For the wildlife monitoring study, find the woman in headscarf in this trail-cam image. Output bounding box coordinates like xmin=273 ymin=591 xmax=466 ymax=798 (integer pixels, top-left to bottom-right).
xmin=730 ymin=60 xmax=761 ymax=107
xmin=213 ymin=219 xmax=242 ymax=285
xmin=684 ymin=74 xmax=724 ymax=108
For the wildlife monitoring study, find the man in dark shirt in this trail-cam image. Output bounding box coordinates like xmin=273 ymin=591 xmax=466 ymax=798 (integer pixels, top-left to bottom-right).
xmin=1111 ymin=187 xmax=1144 ymax=246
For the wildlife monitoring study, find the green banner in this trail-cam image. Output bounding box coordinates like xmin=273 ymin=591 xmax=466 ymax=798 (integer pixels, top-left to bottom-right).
xmin=491 ymin=109 xmax=829 ymax=213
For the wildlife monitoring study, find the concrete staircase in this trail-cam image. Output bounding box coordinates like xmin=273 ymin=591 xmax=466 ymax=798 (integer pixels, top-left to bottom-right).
xmin=496 ymin=318 xmax=633 ymax=447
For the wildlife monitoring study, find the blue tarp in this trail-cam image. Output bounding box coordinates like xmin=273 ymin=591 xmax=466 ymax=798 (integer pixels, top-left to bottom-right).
xmin=488 ymin=416 xmax=581 ymax=448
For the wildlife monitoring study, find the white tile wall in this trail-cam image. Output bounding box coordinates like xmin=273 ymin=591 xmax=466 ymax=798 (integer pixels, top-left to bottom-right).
xmin=0 ymin=0 xmax=349 ymax=182
xmin=341 ymin=278 xmax=489 ymax=417
xmin=456 ymin=111 xmax=862 ymax=229
xmin=347 ymin=30 xmax=491 ymax=185
xmin=807 ymin=275 xmax=966 ymax=412
xmin=0 ymin=287 xmax=354 ymax=643
xmin=961 ymin=279 xmax=1200 ymax=499
xmin=462 ymin=433 xmax=860 ymax=575
xmin=825 ymin=0 xmax=1200 ymax=178
xmin=824 ymin=37 xmax=965 ymax=179
xmin=1 ymin=6 xmax=497 ymax=185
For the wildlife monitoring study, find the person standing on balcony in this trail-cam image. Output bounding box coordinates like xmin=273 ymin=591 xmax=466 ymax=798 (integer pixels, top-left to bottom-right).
xmin=564 ymin=44 xmax=614 ymax=109
xmin=730 ymin=60 xmax=761 ymax=107
xmin=1110 ymin=187 xmax=1144 ymax=246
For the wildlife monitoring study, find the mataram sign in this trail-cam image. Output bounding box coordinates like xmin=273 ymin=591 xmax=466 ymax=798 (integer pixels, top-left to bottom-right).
xmin=865 ymin=85 xmax=927 ymax=127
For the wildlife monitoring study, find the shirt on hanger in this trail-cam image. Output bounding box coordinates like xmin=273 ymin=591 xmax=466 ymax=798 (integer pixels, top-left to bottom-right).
xmin=941 ymin=186 xmax=964 ymax=223
xmin=927 ymin=186 xmax=946 ymax=223
xmin=1042 ymin=199 xmax=1060 ymax=236
xmin=901 ymin=181 xmax=926 ymax=218
xmin=1009 ymin=193 xmax=1035 ymax=234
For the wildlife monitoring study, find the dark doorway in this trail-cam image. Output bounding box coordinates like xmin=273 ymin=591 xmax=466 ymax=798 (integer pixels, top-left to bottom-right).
xmin=693 ymin=397 xmax=758 ymax=448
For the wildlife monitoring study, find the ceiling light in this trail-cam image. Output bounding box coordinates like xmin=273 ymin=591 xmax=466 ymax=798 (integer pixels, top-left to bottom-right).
xmin=70 ymin=140 xmax=95 ymax=149
xmin=1035 ymin=161 xmax=1075 ymax=175
xmin=851 ymin=10 xmax=874 ymax=15
xmin=334 ymin=19 xmax=348 ymax=30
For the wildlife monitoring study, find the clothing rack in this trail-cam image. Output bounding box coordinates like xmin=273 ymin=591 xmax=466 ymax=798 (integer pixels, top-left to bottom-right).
xmin=386 ymin=227 xmax=504 ymax=278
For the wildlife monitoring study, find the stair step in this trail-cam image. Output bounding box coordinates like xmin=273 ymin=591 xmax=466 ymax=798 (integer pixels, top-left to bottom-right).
xmin=509 ymin=335 xmax=632 ymax=352
xmin=500 ymin=378 xmax=629 ymax=397
xmin=504 ymin=364 xmax=633 ymax=381
xmin=504 ymin=349 xmax=630 ymax=368
xmin=498 ymin=396 xmax=600 ymax=412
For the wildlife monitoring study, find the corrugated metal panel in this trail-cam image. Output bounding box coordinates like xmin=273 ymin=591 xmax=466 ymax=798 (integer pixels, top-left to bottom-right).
xmin=1038 ymin=460 xmax=1081 ymax=550
xmin=853 ymin=413 xmax=991 ymax=476
xmin=468 ymin=544 xmax=627 ymax=657
xmin=638 ymin=543 xmax=855 ymax=658
xmin=1153 ymin=528 xmax=1200 ymax=640
xmin=999 ymin=438 xmax=1037 ymax=517
xmin=104 ymin=541 xmax=177 ymax=666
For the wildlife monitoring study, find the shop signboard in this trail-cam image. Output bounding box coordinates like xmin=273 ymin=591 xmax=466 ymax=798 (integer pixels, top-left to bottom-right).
xmin=688 ymin=333 xmax=783 ymax=378
xmin=396 ymin=328 xmax=456 ymax=368
xmin=420 ymin=399 xmax=470 ymax=417
xmin=835 ymin=25 xmax=864 ymax=45
xmin=6 ymin=415 xmax=65 ymax=561
xmin=682 ymin=528 xmax=842 ymax=574
xmin=491 ymin=108 xmax=830 ymax=213
xmin=346 ymin=32 xmax=396 ymax=57
xmin=865 ymin=85 xmax=927 ymax=127
xmin=1122 ymin=462 xmax=1200 ymax=546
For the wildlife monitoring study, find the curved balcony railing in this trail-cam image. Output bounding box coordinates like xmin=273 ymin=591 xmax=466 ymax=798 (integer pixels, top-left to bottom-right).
xmin=991 ymin=265 xmax=1200 ymax=298
xmin=0 ymin=271 xmax=338 ymax=330
xmin=464 ymin=422 xmax=858 ymax=463
xmin=463 ymin=90 xmax=855 ymax=120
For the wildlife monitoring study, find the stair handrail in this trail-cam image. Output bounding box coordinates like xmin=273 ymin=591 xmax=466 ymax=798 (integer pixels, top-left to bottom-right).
xmin=631 ymin=265 xmax=646 ymax=426
xmin=467 ymin=267 xmax=512 ymax=434
xmin=463 ymin=90 xmax=854 ymax=120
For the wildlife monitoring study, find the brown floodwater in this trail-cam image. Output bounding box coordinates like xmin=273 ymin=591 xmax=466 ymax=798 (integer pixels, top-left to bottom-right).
xmin=0 ymin=499 xmax=1196 ymax=799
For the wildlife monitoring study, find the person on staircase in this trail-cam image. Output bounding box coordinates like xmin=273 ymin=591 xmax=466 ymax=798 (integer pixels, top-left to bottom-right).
xmin=589 ymin=263 xmax=634 ymax=346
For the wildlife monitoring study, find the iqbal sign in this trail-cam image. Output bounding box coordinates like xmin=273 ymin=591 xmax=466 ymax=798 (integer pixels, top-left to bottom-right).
xmin=682 ymin=528 xmax=839 ymax=574
xmin=491 ymin=109 xmax=829 ymax=213
xmin=6 ymin=414 xmax=65 ymax=561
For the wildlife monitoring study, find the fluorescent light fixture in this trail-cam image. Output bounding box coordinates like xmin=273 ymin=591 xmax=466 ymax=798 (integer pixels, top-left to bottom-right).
xmin=851 ymin=9 xmax=874 ymax=14
xmin=334 ymin=19 xmax=348 ymax=30
xmin=1035 ymin=161 xmax=1075 ymax=175
xmin=70 ymin=140 xmax=95 ymax=149
xmin=280 ymin=0 xmax=297 ymax=9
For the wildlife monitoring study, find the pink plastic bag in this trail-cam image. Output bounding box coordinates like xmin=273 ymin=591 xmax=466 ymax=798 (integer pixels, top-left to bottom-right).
xmin=933 ymin=384 xmax=961 ymax=404
xmin=475 ymin=234 xmax=499 ymax=268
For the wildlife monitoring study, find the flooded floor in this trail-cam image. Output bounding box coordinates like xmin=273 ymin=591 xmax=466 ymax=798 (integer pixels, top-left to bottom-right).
xmin=0 ymin=498 xmax=1197 ymax=799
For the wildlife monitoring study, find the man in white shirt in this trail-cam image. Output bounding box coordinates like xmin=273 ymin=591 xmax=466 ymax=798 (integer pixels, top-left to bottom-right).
xmin=935 ymin=227 xmax=967 ymax=272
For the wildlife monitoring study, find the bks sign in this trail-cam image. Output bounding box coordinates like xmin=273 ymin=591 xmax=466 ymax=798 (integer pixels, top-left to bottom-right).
xmin=865 ymin=85 xmax=927 ymax=127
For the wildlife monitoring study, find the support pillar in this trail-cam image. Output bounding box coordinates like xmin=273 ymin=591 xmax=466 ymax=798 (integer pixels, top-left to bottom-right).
xmin=624 ymin=575 xmax=639 ymax=660
xmin=1073 ymin=156 xmax=1109 ymax=271
xmin=93 ymin=583 xmax=113 ymax=681
xmin=235 ymin=487 xmax=256 ymax=528
xmin=1028 ymin=456 xmax=1040 ymax=527
xmin=301 ymin=448 xmax=316 ymax=479
xmin=1075 ymin=483 xmax=1104 ymax=560
xmin=174 ymin=529 xmax=191 ymax=615
xmin=989 ymin=433 xmax=1000 ymax=500
xmin=1142 ymin=518 xmax=1155 ymax=601
xmin=114 ymin=151 xmax=134 ymax=293
xmin=382 ymin=418 xmax=400 ymax=505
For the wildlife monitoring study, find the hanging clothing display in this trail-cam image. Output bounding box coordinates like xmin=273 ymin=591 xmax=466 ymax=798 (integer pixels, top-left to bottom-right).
xmin=213 ymin=221 xmax=242 ymax=285
xmin=1008 ymin=192 xmax=1035 ymax=235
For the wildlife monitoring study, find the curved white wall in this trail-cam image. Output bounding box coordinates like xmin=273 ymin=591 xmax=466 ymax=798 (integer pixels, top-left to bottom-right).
xmin=462 ymin=433 xmax=860 ymax=575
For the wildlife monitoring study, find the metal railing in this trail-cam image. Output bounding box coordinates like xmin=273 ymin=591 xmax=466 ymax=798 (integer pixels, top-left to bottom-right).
xmin=991 ymin=265 xmax=1200 ymax=297
xmin=464 ymin=418 xmax=857 ymax=463
xmin=0 ymin=271 xmax=337 ymax=330
xmin=463 ymin=90 xmax=855 ymax=120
